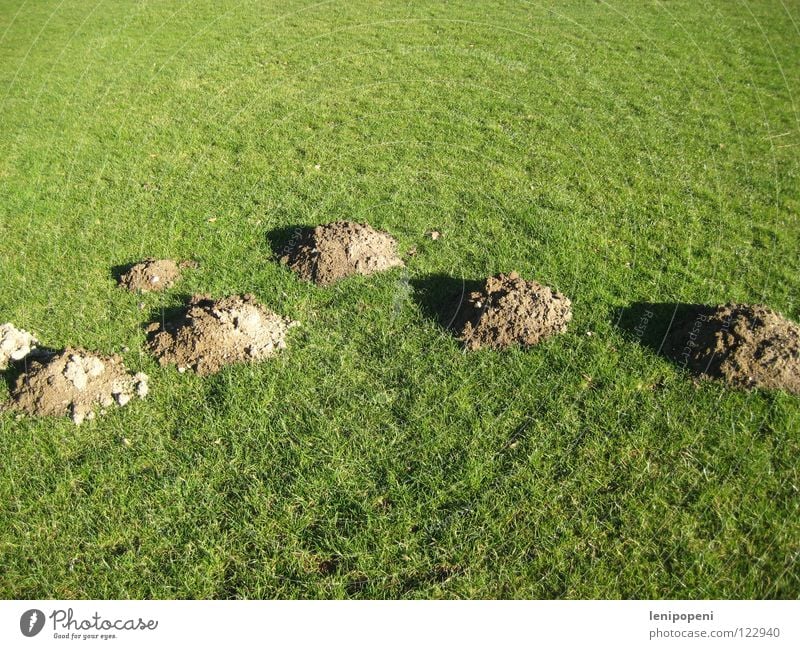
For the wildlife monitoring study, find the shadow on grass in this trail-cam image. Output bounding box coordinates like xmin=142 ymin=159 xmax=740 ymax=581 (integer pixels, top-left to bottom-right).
xmin=265 ymin=224 xmax=312 ymax=260
xmin=142 ymin=293 xmax=194 ymax=336
xmin=614 ymin=301 xmax=717 ymax=366
xmin=410 ymin=273 xmax=481 ymax=332
xmin=110 ymin=262 xmax=139 ymax=284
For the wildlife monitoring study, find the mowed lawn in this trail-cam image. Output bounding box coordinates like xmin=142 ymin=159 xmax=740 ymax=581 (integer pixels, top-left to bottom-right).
xmin=1 ymin=0 xmax=798 ymax=599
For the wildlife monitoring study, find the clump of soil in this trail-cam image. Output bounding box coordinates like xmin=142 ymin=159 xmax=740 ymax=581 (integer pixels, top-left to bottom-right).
xmin=455 ymin=272 xmax=572 ymax=351
xmin=118 ymin=258 xmax=196 ymax=293
xmin=280 ymin=221 xmax=404 ymax=285
xmin=664 ymin=303 xmax=800 ymax=394
xmin=146 ymin=294 xmax=298 ymax=375
xmin=6 ymin=349 xmax=149 ymax=425
xmin=0 ymin=323 xmax=38 ymax=369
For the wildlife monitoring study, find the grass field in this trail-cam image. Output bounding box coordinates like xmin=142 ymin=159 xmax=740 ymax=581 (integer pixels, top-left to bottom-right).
xmin=1 ymin=0 xmax=799 ymax=599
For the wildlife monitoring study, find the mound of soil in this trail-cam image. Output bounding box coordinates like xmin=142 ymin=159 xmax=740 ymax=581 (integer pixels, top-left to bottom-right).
xmin=0 ymin=323 xmax=38 ymax=370
xmin=455 ymin=272 xmax=572 ymax=351
xmin=7 ymin=349 xmax=149 ymax=425
xmin=664 ymin=303 xmax=800 ymax=394
xmin=146 ymin=294 xmax=298 ymax=375
xmin=118 ymin=258 xmax=196 ymax=293
xmin=280 ymin=221 xmax=404 ymax=285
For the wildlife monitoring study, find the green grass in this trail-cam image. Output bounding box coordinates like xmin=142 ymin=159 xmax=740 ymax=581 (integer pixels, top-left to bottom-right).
xmin=1 ymin=0 xmax=799 ymax=599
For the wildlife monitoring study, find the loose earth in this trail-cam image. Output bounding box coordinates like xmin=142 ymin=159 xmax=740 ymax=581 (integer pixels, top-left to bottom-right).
xmin=280 ymin=221 xmax=404 ymax=285
xmin=455 ymin=272 xmax=573 ymax=351
xmin=0 ymin=323 xmax=38 ymax=370
xmin=664 ymin=303 xmax=800 ymax=394
xmin=118 ymin=258 xmax=197 ymax=293
xmin=7 ymin=349 xmax=149 ymax=425
xmin=146 ymin=294 xmax=297 ymax=375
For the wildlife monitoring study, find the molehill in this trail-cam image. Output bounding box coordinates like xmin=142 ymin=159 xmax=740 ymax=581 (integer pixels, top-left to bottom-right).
xmin=118 ymin=258 xmax=197 ymax=293
xmin=455 ymin=272 xmax=573 ymax=351
xmin=6 ymin=348 xmax=149 ymax=425
xmin=663 ymin=303 xmax=800 ymax=394
xmin=280 ymin=221 xmax=404 ymax=285
xmin=0 ymin=323 xmax=38 ymax=370
xmin=146 ymin=294 xmax=298 ymax=375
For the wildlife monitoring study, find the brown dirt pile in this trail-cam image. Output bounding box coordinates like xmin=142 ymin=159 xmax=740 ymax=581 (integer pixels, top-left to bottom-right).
xmin=456 ymin=272 xmax=572 ymax=351
xmin=118 ymin=258 xmax=197 ymax=292
xmin=280 ymin=221 xmax=404 ymax=285
xmin=6 ymin=349 xmax=149 ymax=425
xmin=146 ymin=294 xmax=297 ymax=375
xmin=0 ymin=323 xmax=38 ymax=370
xmin=664 ymin=303 xmax=800 ymax=394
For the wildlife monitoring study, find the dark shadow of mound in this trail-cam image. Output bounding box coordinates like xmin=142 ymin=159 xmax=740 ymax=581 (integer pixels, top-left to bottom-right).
xmin=614 ymin=301 xmax=718 ymax=367
xmin=142 ymin=293 xmax=194 ymax=337
xmin=265 ymin=224 xmax=312 ymax=260
xmin=111 ymin=262 xmax=138 ymax=284
xmin=410 ymin=274 xmax=482 ymax=332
